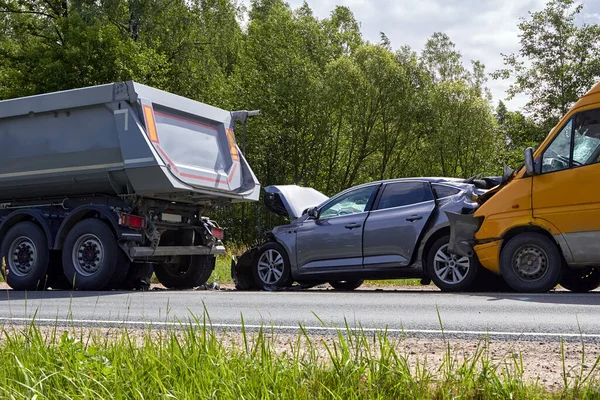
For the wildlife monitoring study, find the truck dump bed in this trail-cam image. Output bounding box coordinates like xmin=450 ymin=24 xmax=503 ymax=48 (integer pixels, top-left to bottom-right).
xmin=0 ymin=81 xmax=260 ymax=204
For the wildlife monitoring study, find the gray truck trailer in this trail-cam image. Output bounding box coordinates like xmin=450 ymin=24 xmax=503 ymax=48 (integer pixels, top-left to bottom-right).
xmin=0 ymin=81 xmax=260 ymax=290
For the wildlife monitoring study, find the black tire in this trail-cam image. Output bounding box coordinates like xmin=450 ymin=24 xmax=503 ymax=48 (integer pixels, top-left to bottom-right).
xmin=426 ymin=235 xmax=479 ymax=292
xmin=121 ymin=263 xmax=153 ymax=290
xmin=253 ymin=242 xmax=292 ymax=290
xmin=329 ymin=280 xmax=364 ymax=291
xmin=104 ymin=251 xmax=131 ymax=290
xmin=500 ymin=232 xmax=564 ymax=293
xmin=62 ymin=219 xmax=119 ymax=290
xmin=232 ymin=262 xmax=259 ymax=290
xmin=154 ymin=255 xmax=215 ymax=289
xmin=560 ymin=267 xmax=600 ymax=293
xmin=1 ymin=222 xmax=49 ymax=290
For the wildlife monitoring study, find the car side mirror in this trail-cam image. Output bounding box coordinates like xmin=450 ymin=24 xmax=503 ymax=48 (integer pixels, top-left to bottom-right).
xmin=524 ymin=147 xmax=535 ymax=176
xmin=307 ymin=206 xmax=319 ymax=219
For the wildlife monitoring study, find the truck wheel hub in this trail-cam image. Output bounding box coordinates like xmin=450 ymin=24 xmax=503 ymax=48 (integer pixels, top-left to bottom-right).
xmin=9 ymin=237 xmax=37 ymax=276
xmin=73 ymin=234 xmax=104 ymax=276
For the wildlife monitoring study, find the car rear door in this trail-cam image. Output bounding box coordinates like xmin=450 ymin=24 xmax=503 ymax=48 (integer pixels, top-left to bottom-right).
xmin=362 ymin=181 xmax=436 ymax=268
xmin=296 ymin=184 xmax=379 ymax=271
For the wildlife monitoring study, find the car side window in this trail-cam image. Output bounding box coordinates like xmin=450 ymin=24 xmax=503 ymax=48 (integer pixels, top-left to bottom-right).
xmin=432 ymin=184 xmax=461 ymax=199
xmin=376 ymin=182 xmax=434 ymax=211
xmin=319 ymin=186 xmax=376 ymax=218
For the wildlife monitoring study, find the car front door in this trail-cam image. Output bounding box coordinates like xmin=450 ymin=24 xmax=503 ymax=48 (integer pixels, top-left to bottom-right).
xmin=362 ymin=181 xmax=436 ymax=268
xmin=533 ymin=106 xmax=600 ymax=266
xmin=296 ymin=184 xmax=379 ymax=271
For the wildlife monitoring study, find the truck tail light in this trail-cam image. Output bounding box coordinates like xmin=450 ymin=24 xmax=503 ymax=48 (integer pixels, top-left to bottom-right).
xmin=211 ymin=227 xmax=224 ymax=240
xmin=120 ymin=214 xmax=146 ymax=229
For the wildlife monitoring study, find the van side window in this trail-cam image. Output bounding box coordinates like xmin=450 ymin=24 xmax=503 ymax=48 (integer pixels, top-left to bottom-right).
xmin=572 ymin=109 xmax=600 ymax=167
xmin=542 ymin=120 xmax=572 ymax=173
xmin=376 ymin=182 xmax=434 ymax=210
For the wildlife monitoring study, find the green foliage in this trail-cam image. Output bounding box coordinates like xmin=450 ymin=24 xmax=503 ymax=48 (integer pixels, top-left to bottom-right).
xmin=493 ymin=0 xmax=600 ymax=124
xmin=1 ymin=0 xmax=597 ymax=242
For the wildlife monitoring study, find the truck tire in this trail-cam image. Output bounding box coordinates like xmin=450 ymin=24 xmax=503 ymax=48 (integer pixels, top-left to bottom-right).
xmin=253 ymin=242 xmax=292 ymax=290
xmin=121 ymin=263 xmax=153 ymax=290
xmin=154 ymin=255 xmax=215 ymax=289
xmin=560 ymin=267 xmax=600 ymax=293
xmin=500 ymin=232 xmax=564 ymax=293
xmin=62 ymin=219 xmax=120 ymax=290
xmin=329 ymin=280 xmax=364 ymax=291
xmin=1 ymin=222 xmax=49 ymax=290
xmin=426 ymin=235 xmax=479 ymax=292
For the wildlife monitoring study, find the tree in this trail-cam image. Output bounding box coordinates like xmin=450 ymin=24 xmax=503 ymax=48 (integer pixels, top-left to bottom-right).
xmin=493 ymin=0 xmax=600 ymax=124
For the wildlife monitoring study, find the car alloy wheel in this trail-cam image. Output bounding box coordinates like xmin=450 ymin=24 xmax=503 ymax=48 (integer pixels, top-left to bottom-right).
xmin=433 ymin=243 xmax=470 ymax=285
xmin=257 ymin=249 xmax=285 ymax=285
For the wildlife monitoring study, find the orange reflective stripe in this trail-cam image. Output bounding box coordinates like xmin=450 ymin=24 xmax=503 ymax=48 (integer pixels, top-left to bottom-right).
xmin=227 ymin=128 xmax=239 ymax=161
xmin=143 ymin=105 xmax=159 ymax=143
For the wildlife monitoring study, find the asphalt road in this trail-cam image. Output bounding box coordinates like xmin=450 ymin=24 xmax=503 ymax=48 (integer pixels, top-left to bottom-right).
xmin=0 ymin=288 xmax=599 ymax=341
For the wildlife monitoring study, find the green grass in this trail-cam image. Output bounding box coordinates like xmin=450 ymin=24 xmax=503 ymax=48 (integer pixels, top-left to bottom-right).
xmin=0 ymin=316 xmax=598 ymax=399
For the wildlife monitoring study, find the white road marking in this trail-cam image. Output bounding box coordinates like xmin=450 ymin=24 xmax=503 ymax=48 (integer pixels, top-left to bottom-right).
xmin=0 ymin=316 xmax=597 ymax=339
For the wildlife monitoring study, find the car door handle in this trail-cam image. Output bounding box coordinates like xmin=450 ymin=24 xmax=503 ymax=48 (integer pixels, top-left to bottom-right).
xmin=345 ymin=222 xmax=361 ymax=229
xmin=406 ymin=215 xmax=423 ymax=222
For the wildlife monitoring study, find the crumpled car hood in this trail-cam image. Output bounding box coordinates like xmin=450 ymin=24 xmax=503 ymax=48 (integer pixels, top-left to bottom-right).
xmin=264 ymin=185 xmax=329 ymax=219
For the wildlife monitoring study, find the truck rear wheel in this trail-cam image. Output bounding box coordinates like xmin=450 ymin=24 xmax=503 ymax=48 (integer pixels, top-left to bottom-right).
xmin=560 ymin=267 xmax=600 ymax=293
xmin=1 ymin=222 xmax=49 ymax=290
xmin=500 ymin=232 xmax=564 ymax=293
xmin=154 ymin=255 xmax=215 ymax=289
xmin=62 ymin=219 xmax=121 ymax=290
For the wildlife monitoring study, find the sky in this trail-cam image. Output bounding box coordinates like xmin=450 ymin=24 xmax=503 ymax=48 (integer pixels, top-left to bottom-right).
xmin=240 ymin=0 xmax=600 ymax=112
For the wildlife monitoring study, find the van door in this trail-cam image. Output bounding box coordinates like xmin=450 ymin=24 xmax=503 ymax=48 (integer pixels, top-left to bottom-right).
xmin=532 ymin=106 xmax=600 ymax=266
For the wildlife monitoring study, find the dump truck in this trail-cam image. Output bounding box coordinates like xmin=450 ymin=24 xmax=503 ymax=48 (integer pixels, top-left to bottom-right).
xmin=0 ymin=81 xmax=260 ymax=291
xmin=448 ymin=81 xmax=600 ymax=293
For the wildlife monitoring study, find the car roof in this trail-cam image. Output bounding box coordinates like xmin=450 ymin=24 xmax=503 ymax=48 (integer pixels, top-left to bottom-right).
xmin=348 ymin=177 xmax=467 ymax=190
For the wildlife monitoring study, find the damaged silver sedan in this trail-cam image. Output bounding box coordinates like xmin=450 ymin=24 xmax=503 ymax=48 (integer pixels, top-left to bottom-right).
xmin=232 ymin=177 xmax=499 ymax=292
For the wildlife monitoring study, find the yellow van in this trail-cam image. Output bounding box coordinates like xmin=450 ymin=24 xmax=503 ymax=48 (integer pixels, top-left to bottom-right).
xmin=449 ymin=81 xmax=600 ymax=293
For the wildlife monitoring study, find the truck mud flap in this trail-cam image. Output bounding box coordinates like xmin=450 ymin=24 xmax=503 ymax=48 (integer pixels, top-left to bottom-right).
xmin=445 ymin=211 xmax=483 ymax=257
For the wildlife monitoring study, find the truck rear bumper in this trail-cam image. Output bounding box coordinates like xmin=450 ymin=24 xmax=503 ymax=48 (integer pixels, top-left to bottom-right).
xmin=128 ymin=244 xmax=226 ymax=258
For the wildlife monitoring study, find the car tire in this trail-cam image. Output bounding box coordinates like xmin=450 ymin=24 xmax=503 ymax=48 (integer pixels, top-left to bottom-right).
xmin=62 ymin=219 xmax=120 ymax=290
xmin=560 ymin=267 xmax=600 ymax=293
xmin=1 ymin=222 xmax=50 ymax=290
xmin=500 ymin=232 xmax=564 ymax=293
xmin=154 ymin=255 xmax=215 ymax=289
xmin=253 ymin=242 xmax=292 ymax=290
xmin=426 ymin=235 xmax=479 ymax=292
xmin=329 ymin=280 xmax=364 ymax=291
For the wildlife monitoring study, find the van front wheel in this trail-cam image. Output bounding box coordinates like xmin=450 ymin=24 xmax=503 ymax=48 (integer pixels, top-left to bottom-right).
xmin=500 ymin=233 xmax=564 ymax=293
